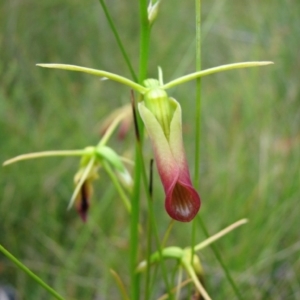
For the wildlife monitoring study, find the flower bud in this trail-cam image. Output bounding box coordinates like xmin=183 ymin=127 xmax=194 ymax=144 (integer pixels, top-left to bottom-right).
xmin=143 ymin=79 xmax=175 ymax=139
xmin=148 ymin=0 xmax=161 ymax=25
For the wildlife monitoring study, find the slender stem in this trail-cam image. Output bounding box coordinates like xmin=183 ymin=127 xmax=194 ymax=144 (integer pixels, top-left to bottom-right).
xmin=175 ymin=266 xmax=183 ymax=299
xmin=145 ymin=214 xmax=152 ymax=300
xmin=97 ymin=111 xmax=128 ymax=147
xmin=194 ymin=219 xmax=248 ymax=252
xmin=157 ymin=278 xmax=193 ymax=300
xmin=0 ymin=244 xmax=65 ymax=300
xmin=128 ymin=1 xmax=150 ymax=298
xmin=110 ymin=269 xmax=130 ymax=300
xmin=130 ymin=143 xmax=142 ymax=300
xmin=197 ymin=217 xmax=244 ymax=300
xmin=145 ymin=159 xmax=153 ymax=300
xmin=191 ymin=4 xmax=247 ymax=299
xmin=191 ymin=0 xmax=202 ymax=271
xmin=161 ymin=220 xmax=175 ymax=247
xmin=194 ymin=0 xmax=202 ymax=194
xmin=97 ymin=0 xmax=138 ymax=82
xmin=138 ymin=0 xmax=150 ymax=83
xmin=137 ymin=145 xmax=173 ymax=299
xmin=183 ymin=262 xmax=212 ymax=300
xmin=129 ymin=91 xmax=144 ymax=300
xmin=103 ymin=161 xmax=131 ymax=212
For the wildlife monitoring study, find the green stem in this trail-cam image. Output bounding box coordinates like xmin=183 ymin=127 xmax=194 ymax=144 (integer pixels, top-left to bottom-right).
xmin=110 ymin=269 xmax=130 ymax=300
xmin=138 ymin=0 xmax=150 ymax=83
xmin=145 ymin=207 xmax=152 ymax=300
xmin=103 ymin=161 xmax=131 ymax=212
xmin=129 ymin=143 xmax=142 ymax=300
xmin=194 ymin=0 xmax=201 ymax=191
xmin=128 ymin=1 xmax=150 ymax=298
xmin=97 ymin=112 xmax=128 ymax=147
xmin=145 ymin=159 xmax=153 ymax=300
xmin=0 ymin=244 xmax=65 ymax=300
xmin=197 ymin=217 xmax=244 ymax=300
xmin=194 ymin=219 xmax=248 ymax=252
xmin=183 ymin=262 xmax=211 ymax=300
xmin=129 ymin=97 xmax=144 ymax=300
xmin=161 ymin=220 xmax=175 ymax=247
xmin=191 ymin=0 xmax=202 ymax=268
xmin=97 ymin=0 xmax=138 ymax=82
xmin=192 ymin=5 xmax=244 ymax=299
xmin=137 ymin=145 xmax=173 ymax=299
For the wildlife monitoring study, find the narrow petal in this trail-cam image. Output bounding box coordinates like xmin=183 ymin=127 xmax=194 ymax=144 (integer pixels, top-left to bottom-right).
xmin=167 ymin=98 xmax=200 ymax=221
xmin=138 ymin=102 xmax=179 ymax=190
xmin=75 ymin=181 xmax=92 ymax=222
xmin=168 ymin=98 xmax=190 ymax=179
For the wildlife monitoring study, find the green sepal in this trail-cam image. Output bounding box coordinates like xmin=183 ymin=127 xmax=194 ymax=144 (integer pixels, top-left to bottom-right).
xmin=136 ymin=246 xmax=183 ymax=273
xmin=96 ymin=146 xmax=125 ymax=172
xmin=79 ymin=147 xmax=97 ymax=167
xmin=142 ymin=79 xmax=177 ymax=139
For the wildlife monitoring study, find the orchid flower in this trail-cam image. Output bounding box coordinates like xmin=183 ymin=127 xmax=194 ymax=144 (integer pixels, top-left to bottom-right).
xmin=139 ymin=79 xmax=200 ymax=221
xmin=136 ymin=219 xmax=248 ymax=300
xmin=36 ymin=61 xmax=273 ymax=221
xmin=3 ymin=111 xmax=133 ymax=221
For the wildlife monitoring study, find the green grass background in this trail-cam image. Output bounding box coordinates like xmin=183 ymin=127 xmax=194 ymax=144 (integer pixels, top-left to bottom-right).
xmin=1 ymin=0 xmax=299 ymax=299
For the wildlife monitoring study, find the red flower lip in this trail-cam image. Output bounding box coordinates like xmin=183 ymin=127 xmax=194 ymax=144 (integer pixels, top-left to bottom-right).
xmin=166 ymin=177 xmax=200 ymax=222
xmin=138 ymin=97 xmax=200 ymax=222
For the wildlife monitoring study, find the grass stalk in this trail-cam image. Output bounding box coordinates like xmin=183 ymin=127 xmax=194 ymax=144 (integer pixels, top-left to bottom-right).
xmin=97 ymin=0 xmax=138 ymax=82
xmin=192 ymin=2 xmax=243 ymax=299
xmin=138 ymin=0 xmax=150 ymax=83
xmin=192 ymin=0 xmax=202 ymax=263
xmin=129 ymin=143 xmax=142 ymax=300
xmin=197 ymin=217 xmax=244 ymax=300
xmin=0 ymin=244 xmax=65 ymax=300
xmin=129 ymin=1 xmax=150 ymax=296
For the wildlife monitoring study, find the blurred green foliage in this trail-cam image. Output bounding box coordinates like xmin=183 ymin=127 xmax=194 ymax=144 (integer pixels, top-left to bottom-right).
xmin=1 ymin=0 xmax=299 ymax=299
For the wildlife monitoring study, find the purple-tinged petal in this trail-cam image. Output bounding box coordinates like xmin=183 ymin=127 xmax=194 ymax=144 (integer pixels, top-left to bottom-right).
xmin=165 ymin=181 xmax=200 ymax=222
xmin=165 ymin=98 xmax=200 ymax=221
xmin=75 ymin=181 xmax=92 ymax=222
xmin=138 ymin=102 xmax=178 ymax=187
xmin=138 ymin=99 xmax=200 ymax=222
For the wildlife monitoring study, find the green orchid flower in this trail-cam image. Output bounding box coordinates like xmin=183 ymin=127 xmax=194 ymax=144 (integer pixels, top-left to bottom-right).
xmin=136 ymin=219 xmax=248 ymax=300
xmin=3 ymin=112 xmax=132 ymax=221
xmin=36 ymin=61 xmax=273 ymax=221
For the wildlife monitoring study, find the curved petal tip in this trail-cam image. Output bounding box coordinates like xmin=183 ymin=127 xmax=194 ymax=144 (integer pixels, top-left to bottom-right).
xmin=165 ymin=182 xmax=201 ymax=222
